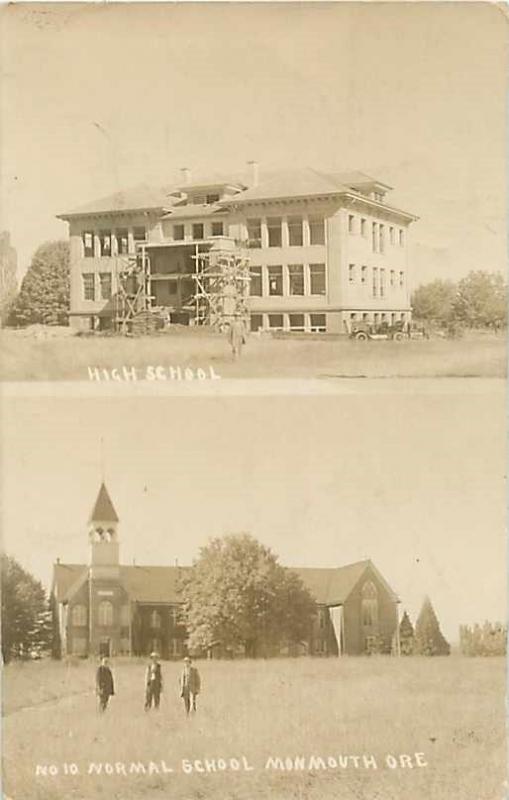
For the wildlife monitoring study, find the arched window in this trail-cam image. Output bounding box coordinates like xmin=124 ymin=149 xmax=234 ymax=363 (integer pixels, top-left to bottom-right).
xmin=361 ymin=581 xmax=378 ymax=627
xmin=98 ymin=600 xmax=114 ymax=626
xmin=150 ymin=610 xmax=161 ymax=629
xmin=72 ymin=604 xmax=87 ymax=626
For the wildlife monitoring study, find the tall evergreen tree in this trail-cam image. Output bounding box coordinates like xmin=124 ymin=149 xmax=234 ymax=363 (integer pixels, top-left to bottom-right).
xmin=399 ymin=610 xmax=415 ymax=655
xmin=414 ymin=596 xmax=450 ymax=656
xmin=9 ymin=240 xmax=70 ymax=326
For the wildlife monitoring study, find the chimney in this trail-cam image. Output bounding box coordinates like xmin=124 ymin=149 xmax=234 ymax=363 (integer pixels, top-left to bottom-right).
xmin=248 ymin=160 xmax=259 ymax=187
xmin=180 ymin=167 xmax=191 ymax=185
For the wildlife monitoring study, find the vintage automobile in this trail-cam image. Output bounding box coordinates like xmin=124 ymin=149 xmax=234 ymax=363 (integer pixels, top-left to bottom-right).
xmin=349 ymin=320 xmax=407 ymax=341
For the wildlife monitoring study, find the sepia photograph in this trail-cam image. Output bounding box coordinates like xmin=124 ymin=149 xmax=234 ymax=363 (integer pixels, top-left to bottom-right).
xmin=1 ymin=386 xmax=506 ymax=800
xmin=1 ymin=3 xmax=507 ymax=800
xmin=0 ymin=2 xmax=506 ymax=381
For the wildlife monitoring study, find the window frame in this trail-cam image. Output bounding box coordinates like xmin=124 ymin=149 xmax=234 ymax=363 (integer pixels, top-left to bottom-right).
xmin=309 ymin=263 xmax=326 ymax=296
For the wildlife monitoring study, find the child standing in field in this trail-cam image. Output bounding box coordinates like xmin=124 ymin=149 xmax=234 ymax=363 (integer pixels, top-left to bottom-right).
xmin=95 ymin=656 xmax=114 ymax=712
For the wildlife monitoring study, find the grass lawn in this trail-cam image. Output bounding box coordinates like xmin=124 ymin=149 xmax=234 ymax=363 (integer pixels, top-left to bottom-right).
xmin=2 ymin=656 xmax=505 ymax=800
xmin=0 ymin=328 xmax=505 ymax=381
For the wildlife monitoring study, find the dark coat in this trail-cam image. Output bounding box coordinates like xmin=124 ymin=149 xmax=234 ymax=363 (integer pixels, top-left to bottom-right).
xmin=145 ymin=662 xmax=163 ymax=690
xmin=179 ymin=665 xmax=201 ymax=695
xmin=96 ymin=665 xmax=114 ymax=697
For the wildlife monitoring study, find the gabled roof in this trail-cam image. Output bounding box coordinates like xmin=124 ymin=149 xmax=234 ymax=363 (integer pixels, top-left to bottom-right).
xmin=89 ymin=482 xmax=119 ymax=524
xmin=52 ymin=558 xmax=397 ymax=606
xmin=57 ymin=184 xmax=180 ymax=219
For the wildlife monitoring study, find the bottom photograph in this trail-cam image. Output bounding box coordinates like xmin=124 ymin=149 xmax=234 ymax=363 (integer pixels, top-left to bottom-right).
xmin=1 ymin=385 xmax=506 ymax=800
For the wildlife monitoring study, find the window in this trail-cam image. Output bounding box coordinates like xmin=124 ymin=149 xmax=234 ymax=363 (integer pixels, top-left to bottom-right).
xmin=250 ymin=314 xmax=263 ymax=332
xmin=249 ymin=266 xmax=262 ymax=297
xmin=288 ymin=264 xmax=304 ymax=296
xmin=171 ymin=638 xmax=183 ymax=657
xmin=247 ymin=218 xmax=262 ymax=248
xmin=372 ymin=268 xmax=378 ymax=298
xmin=83 ymin=231 xmax=95 ymax=258
xmin=133 ymin=226 xmax=147 ymax=243
xmin=72 ymin=604 xmax=87 ymax=626
xmin=170 ymin=606 xmax=180 ymax=626
xmin=361 ymin=265 xmax=368 ymax=284
xmin=267 ymin=217 xmax=282 ymax=247
xmin=348 ymin=264 xmax=355 ymax=284
xmin=379 ymin=225 xmax=385 ymax=253
xmin=399 ymin=229 xmax=405 ymax=247
xmin=288 ymin=217 xmax=303 ymax=246
xmin=211 ymin=221 xmax=224 ymax=236
xmin=206 ymin=193 xmax=220 ymax=204
xmin=310 ymin=313 xmax=326 ymax=332
xmin=374 ymin=312 xmax=380 ymax=324
xmin=361 ymin=218 xmax=367 ymax=237
xmin=309 ymin=216 xmax=325 ymax=245
xmin=82 ymin=273 xmax=95 ymax=301
xmin=361 ymin=581 xmax=378 ymax=626
xmin=268 ymin=314 xmax=284 ymax=330
xmin=380 ymin=268 xmax=385 ymax=298
xmin=399 ymin=271 xmax=404 ymax=288
xmin=116 ymin=229 xmax=129 ymax=255
xmin=268 ymin=265 xmax=283 ymax=296
xmin=348 ymin=214 xmax=355 ymax=234
xmin=373 ymin=191 xmax=384 ymax=202
xmin=150 ymin=610 xmax=161 ymax=629
xmin=173 ymin=224 xmax=185 ymax=241
xmin=390 ymin=227 xmax=395 ymax=245
xmin=309 ymin=263 xmax=326 ymax=296
xmin=362 ymin=312 xmax=369 ymax=321
xmin=289 ymin=313 xmax=305 ymax=332
xmin=98 ymin=601 xmax=114 ymax=627
xmin=372 ymin=222 xmax=378 ymax=252
xmin=120 ymin=605 xmax=130 ymax=626
xmin=390 ymin=270 xmax=395 ymax=287
xmin=99 ymin=231 xmax=111 ymax=257
xmin=99 ymin=273 xmax=112 ymax=300
xmin=192 ymin=223 xmax=204 ymax=240
xmin=350 ymin=312 xmax=357 ymax=321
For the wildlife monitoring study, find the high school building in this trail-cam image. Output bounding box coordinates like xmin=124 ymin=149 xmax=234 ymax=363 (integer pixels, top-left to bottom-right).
xmin=52 ymin=483 xmax=400 ymax=658
xmin=57 ymin=165 xmax=418 ymax=334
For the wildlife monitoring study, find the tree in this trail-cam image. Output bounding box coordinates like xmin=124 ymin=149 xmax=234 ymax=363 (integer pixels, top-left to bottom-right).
xmin=9 ymin=240 xmax=70 ymax=326
xmin=399 ymin=610 xmax=415 ymax=655
xmin=1 ymin=554 xmax=49 ymax=663
xmin=0 ymin=231 xmax=18 ymax=324
xmin=180 ymin=534 xmax=316 ymax=657
xmin=452 ymin=271 xmax=507 ymax=329
xmin=414 ymin=596 xmax=450 ymax=656
xmin=411 ymin=279 xmax=456 ymax=324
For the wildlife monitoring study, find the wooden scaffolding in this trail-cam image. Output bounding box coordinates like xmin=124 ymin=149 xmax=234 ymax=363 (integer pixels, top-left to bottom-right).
xmin=113 ymin=245 xmax=152 ymax=334
xmin=192 ymin=240 xmax=250 ymax=329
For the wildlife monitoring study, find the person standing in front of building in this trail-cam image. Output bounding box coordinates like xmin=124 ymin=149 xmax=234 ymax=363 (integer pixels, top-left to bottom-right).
xmin=96 ymin=656 xmax=115 ymax=712
xmin=227 ymin=315 xmax=246 ymax=360
xmin=145 ymin=651 xmax=163 ymax=711
xmin=179 ymin=656 xmax=201 ymax=716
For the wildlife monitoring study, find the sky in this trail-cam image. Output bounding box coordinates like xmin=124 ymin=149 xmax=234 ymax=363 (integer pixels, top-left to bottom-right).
xmin=1 ymin=2 xmax=507 ymax=284
xmin=1 ymin=383 xmax=505 ymax=642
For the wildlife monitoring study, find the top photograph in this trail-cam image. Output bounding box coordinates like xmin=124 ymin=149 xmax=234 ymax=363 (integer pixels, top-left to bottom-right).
xmin=1 ymin=2 xmax=506 ymax=382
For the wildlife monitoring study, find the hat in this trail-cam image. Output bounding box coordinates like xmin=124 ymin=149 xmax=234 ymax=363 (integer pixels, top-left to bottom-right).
xmin=183 ymin=656 xmax=191 ymax=663
xmin=150 ymin=651 xmax=159 ymax=658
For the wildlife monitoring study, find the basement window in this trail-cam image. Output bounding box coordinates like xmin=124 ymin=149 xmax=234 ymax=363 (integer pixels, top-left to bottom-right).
xmin=310 ymin=313 xmax=326 ymax=333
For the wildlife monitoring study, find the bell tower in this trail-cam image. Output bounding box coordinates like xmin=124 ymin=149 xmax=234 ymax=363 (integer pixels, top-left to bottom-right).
xmin=88 ymin=482 xmax=120 ymax=579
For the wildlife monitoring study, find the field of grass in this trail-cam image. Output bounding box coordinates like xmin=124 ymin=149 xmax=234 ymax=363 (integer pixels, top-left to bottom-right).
xmin=2 ymin=656 xmax=505 ymax=800
xmin=0 ymin=327 xmax=505 ymax=381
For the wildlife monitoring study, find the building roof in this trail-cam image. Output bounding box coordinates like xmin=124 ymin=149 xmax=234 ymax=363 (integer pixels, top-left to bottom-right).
xmin=160 ymin=203 xmax=227 ymax=220
xmin=89 ymin=482 xmax=119 ymax=524
xmin=57 ymin=184 xmax=180 ymax=219
xmin=219 ymin=168 xmax=349 ymax=206
xmin=53 ymin=558 xmax=397 ymax=606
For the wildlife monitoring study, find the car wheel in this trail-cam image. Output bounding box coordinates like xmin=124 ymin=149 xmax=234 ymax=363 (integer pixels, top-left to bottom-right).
xmin=355 ymin=331 xmax=368 ymax=341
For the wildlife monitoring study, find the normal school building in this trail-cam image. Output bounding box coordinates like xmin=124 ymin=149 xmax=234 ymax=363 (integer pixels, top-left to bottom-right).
xmin=52 ymin=483 xmax=400 ymax=659
xmin=57 ymin=164 xmax=418 ymax=335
